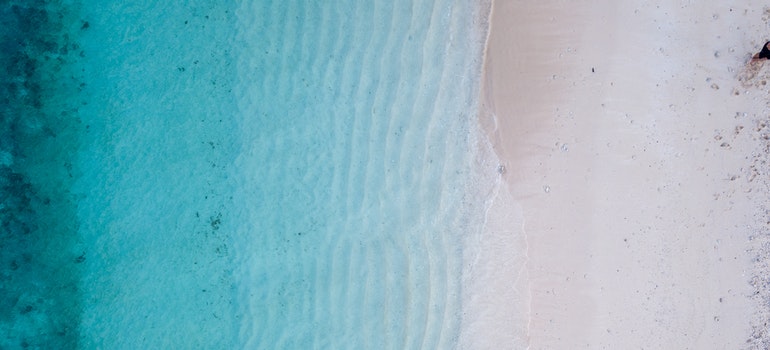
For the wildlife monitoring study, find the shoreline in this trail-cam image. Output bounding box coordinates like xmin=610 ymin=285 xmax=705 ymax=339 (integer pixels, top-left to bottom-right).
xmin=474 ymin=0 xmax=770 ymax=348
xmin=457 ymin=2 xmax=531 ymax=348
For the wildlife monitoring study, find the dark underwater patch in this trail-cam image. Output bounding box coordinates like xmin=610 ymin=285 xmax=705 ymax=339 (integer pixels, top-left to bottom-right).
xmin=0 ymin=1 xmax=87 ymax=348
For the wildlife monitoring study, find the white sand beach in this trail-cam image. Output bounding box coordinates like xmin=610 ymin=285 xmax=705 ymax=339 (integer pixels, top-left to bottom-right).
xmin=470 ymin=0 xmax=770 ymax=348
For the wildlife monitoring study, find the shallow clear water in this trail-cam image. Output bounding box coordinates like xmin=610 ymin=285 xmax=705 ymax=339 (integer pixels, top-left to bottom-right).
xmin=1 ymin=0 xmax=491 ymax=348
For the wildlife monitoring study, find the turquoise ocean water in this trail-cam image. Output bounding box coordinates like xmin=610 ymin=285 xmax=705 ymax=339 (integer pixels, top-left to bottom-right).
xmin=1 ymin=0 xmax=494 ymax=348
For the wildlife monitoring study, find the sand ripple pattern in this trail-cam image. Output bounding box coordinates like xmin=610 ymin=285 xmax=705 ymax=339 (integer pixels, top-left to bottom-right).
xmin=232 ymin=0 xmax=488 ymax=348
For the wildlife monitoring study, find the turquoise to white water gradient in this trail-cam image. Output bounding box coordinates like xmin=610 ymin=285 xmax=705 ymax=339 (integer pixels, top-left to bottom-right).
xmin=231 ymin=0 xmax=492 ymax=348
xmin=1 ymin=0 xmax=494 ymax=348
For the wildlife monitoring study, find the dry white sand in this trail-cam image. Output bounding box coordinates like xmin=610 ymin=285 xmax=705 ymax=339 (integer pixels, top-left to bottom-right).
xmin=468 ymin=0 xmax=770 ymax=348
